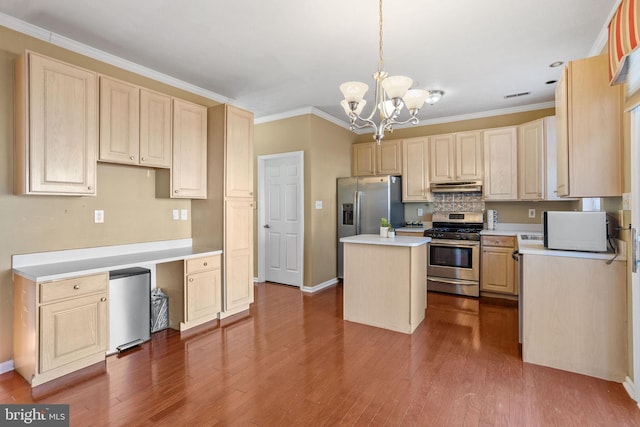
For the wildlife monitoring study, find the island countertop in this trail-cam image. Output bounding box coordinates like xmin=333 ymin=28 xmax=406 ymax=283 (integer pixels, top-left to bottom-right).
xmin=340 ymin=234 xmax=431 ymax=247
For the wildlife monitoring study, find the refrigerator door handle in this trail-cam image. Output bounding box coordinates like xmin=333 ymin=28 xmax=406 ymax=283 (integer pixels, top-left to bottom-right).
xmin=354 ymin=191 xmax=362 ymax=235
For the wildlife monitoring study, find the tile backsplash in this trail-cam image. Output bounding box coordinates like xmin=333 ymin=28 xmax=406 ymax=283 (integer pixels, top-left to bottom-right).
xmin=433 ymin=192 xmax=485 ymax=213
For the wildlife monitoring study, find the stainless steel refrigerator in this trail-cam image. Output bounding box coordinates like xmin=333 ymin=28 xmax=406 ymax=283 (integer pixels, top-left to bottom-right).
xmin=337 ymin=176 xmax=404 ymax=278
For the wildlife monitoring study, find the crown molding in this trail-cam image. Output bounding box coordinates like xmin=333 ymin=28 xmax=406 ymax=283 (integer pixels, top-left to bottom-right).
xmin=256 ymin=101 xmax=556 ymax=131
xmin=589 ymin=0 xmax=621 ymax=56
xmin=0 ymin=12 xmax=230 ymax=104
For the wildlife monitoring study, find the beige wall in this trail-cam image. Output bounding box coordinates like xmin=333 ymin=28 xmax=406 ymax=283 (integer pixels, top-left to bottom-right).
xmin=254 ymin=115 xmax=355 ymax=287
xmin=0 ymin=26 xmax=219 ymax=364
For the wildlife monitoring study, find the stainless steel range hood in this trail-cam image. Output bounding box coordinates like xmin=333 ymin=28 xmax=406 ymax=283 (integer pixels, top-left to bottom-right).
xmin=430 ymin=181 xmax=483 ymax=193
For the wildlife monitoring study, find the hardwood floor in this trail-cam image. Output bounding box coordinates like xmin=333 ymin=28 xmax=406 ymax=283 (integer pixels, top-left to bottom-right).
xmin=2 ymin=282 xmax=640 ymax=426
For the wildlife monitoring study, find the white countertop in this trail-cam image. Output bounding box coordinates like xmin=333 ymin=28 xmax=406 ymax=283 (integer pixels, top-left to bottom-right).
xmin=516 ymin=232 xmax=626 ymax=261
xmin=13 ymin=239 xmax=222 ymax=282
xmin=480 ymin=223 xmax=543 ymax=236
xmin=341 ymin=234 xmax=431 ymax=247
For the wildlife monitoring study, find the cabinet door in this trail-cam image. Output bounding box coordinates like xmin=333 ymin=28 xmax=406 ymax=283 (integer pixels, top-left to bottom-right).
xmin=40 ymin=293 xmax=108 ymax=372
xmin=565 ymin=55 xmax=622 ymax=197
xmin=377 ymin=139 xmax=402 ymax=175
xmin=483 ymin=127 xmax=518 ymax=200
xmin=429 ymin=134 xmax=455 ymax=183
xmin=186 ymin=269 xmax=221 ymax=322
xmin=99 ymin=76 xmax=139 ymax=165
xmin=172 ymin=98 xmax=207 ymax=198
xmin=140 ymin=89 xmax=172 ymax=168
xmin=225 ymin=105 xmax=254 ymax=197
xmin=480 ymin=247 xmax=515 ymax=294
xmin=26 ymin=53 xmax=97 ymax=195
xmin=555 ymin=68 xmax=569 ymax=197
xmin=224 ymin=199 xmax=254 ymax=310
xmin=402 ymin=137 xmax=431 ymax=201
xmin=352 ymin=142 xmax=376 ymax=176
xmin=456 ymin=131 xmax=483 ymax=181
xmin=518 ymin=119 xmax=544 ymax=200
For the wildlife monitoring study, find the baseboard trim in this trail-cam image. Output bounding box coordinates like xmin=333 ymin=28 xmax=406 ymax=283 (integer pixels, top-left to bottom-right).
xmin=301 ymin=278 xmax=339 ymax=294
xmin=0 ymin=359 xmax=14 ymax=375
xmin=624 ymin=376 xmax=637 ymax=402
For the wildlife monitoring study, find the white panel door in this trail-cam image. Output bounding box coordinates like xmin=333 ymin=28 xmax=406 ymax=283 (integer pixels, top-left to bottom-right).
xmin=264 ymin=155 xmax=303 ymax=286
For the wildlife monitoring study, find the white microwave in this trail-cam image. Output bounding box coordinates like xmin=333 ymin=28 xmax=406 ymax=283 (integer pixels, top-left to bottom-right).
xmin=543 ymin=211 xmax=608 ymax=252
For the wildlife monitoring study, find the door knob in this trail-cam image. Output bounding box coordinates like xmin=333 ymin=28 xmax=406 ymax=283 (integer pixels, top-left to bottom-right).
xmin=264 ymin=224 xmax=270 ymax=228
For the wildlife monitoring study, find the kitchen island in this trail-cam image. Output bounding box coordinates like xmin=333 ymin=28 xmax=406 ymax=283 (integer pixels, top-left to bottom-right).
xmin=340 ymin=234 xmax=430 ymax=334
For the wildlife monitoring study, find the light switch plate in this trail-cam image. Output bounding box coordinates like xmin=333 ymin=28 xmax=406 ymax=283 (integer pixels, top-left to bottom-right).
xmin=94 ymin=210 xmax=104 ymax=223
xmin=180 ymin=209 xmax=188 ymax=221
xmin=315 ymin=200 xmax=323 ymax=209
xmin=172 ymin=209 xmax=179 ymax=220
xmin=623 ymin=193 xmax=631 ymax=211
xmin=528 ymin=209 xmax=536 ymax=218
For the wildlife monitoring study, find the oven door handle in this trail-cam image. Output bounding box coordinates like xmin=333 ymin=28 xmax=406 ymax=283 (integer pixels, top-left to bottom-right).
xmin=429 ymin=241 xmax=479 ymax=249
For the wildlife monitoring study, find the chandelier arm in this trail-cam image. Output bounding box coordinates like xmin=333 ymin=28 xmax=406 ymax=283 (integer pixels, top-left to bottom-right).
xmin=348 ymin=115 xmax=379 ymax=132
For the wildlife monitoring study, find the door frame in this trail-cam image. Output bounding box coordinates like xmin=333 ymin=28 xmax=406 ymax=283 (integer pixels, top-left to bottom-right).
xmin=257 ymin=151 xmax=304 ymax=286
xmin=630 ymin=108 xmax=640 ymax=404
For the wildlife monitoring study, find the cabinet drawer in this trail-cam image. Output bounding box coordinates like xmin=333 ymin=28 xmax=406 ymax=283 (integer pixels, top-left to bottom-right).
xmin=186 ymin=255 xmax=220 ymax=274
xmin=481 ymin=235 xmax=515 ymax=248
xmin=40 ymin=273 xmax=108 ymax=304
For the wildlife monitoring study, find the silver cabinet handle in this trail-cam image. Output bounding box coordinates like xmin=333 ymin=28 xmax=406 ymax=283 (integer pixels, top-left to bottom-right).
xmin=73 ymin=284 xmax=80 ymax=290
xmin=189 ymin=278 xmax=194 ymax=282
xmin=174 ymin=190 xmax=179 ymax=193
xmin=141 ymin=157 xmax=146 ymax=161
xmin=264 ymin=224 xmax=270 ymax=228
xmin=130 ymin=156 xmax=135 ymax=160
xmin=203 ymin=262 xmax=208 ymax=267
xmin=100 ymin=297 xmax=107 ymax=302
xmin=88 ymin=186 xmax=93 ymax=190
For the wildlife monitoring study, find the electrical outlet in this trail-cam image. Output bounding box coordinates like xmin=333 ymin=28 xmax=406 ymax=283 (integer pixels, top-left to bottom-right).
xmin=172 ymin=209 xmax=179 ymax=220
xmin=528 ymin=209 xmax=536 ymax=219
xmin=180 ymin=209 xmax=188 ymax=221
xmin=315 ymin=200 xmax=323 ymax=209
xmin=94 ymin=210 xmax=104 ymax=223
xmin=417 ymin=208 xmax=424 ymax=217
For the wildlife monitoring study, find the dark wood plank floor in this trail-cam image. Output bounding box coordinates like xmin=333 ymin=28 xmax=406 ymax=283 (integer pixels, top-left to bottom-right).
xmin=2 ymin=282 xmax=640 ymax=426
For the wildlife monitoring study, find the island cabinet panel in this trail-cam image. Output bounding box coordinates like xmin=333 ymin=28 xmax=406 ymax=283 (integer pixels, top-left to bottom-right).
xmin=522 ymin=254 xmax=626 ymax=381
xmin=343 ymin=241 xmax=427 ymax=334
xmin=14 ymin=51 xmax=98 ymax=195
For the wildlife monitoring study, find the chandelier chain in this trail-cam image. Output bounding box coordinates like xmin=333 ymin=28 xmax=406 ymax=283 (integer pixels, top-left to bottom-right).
xmin=378 ymin=0 xmax=384 ymax=73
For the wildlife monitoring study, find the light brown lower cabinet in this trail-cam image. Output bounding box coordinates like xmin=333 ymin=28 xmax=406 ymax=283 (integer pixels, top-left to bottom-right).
xmin=14 ymin=273 xmax=109 ymax=387
xmin=480 ymin=235 xmax=517 ymax=295
xmin=157 ymin=254 xmax=222 ymax=331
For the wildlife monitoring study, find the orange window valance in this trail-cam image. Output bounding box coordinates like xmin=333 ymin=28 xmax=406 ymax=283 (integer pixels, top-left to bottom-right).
xmin=609 ymin=0 xmax=640 ymax=84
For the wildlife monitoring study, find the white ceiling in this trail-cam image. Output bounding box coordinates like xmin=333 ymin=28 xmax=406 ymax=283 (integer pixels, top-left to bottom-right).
xmin=0 ymin=0 xmax=621 ymax=128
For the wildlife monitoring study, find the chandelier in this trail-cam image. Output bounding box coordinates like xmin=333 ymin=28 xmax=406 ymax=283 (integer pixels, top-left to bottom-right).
xmin=339 ymin=0 xmax=444 ymax=144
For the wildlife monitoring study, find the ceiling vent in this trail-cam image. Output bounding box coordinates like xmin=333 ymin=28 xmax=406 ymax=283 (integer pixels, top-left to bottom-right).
xmin=504 ymin=92 xmax=531 ymax=99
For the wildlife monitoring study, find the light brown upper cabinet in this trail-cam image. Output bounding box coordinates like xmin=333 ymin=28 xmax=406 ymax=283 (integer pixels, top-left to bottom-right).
xmin=483 ymin=127 xmax=518 ymax=200
xmin=402 ymin=137 xmax=432 ymax=202
xmin=14 ymin=51 xmax=98 ymax=195
xmin=430 ymin=131 xmax=482 ymax=183
xmin=352 ymin=139 xmax=402 ymax=176
xmin=555 ymin=54 xmax=622 ymax=197
xmin=224 ymin=106 xmax=255 ymax=198
xmin=518 ymin=119 xmax=544 ymax=200
xmin=518 ymin=116 xmax=564 ymax=201
xmin=171 ymin=99 xmax=207 ymax=199
xmin=100 ymin=76 xmax=172 ymax=168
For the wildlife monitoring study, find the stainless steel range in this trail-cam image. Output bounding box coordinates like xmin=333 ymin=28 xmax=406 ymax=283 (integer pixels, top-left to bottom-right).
xmin=425 ymin=212 xmax=483 ymax=297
